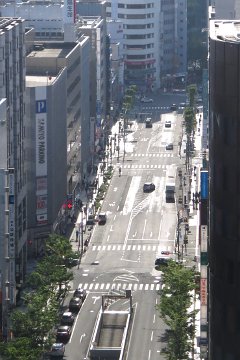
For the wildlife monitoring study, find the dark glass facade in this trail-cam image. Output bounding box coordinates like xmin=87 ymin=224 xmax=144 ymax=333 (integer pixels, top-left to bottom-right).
xmin=209 ymin=25 xmax=240 ymax=360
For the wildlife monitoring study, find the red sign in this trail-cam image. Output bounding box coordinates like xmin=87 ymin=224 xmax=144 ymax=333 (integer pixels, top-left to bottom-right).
xmin=200 ymin=278 xmax=207 ymax=306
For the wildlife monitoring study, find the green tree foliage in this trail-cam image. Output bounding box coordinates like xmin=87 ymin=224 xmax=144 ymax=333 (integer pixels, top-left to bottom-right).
xmin=0 ymin=234 xmax=76 ymax=359
xmin=0 ymin=337 xmax=42 ymax=360
xmin=184 ymin=107 xmax=195 ymax=135
xmin=187 ymin=84 xmax=197 ymax=108
xmin=157 ymin=261 xmax=198 ymax=360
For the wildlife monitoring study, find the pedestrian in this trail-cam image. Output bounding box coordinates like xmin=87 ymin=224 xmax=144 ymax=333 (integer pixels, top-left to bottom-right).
xmin=76 ymin=230 xmax=79 ymax=242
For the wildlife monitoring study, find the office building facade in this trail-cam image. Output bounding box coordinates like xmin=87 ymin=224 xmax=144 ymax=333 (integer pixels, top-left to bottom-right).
xmin=209 ymin=20 xmax=240 ymax=359
xmin=106 ymin=0 xmax=160 ymax=90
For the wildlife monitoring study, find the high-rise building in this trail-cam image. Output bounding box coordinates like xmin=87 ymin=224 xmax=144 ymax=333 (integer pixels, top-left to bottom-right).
xmin=213 ymin=0 xmax=240 ymax=19
xmin=160 ymin=0 xmax=187 ymax=83
xmin=209 ymin=19 xmax=240 ymax=359
xmin=0 ymin=17 xmax=27 ymax=338
xmin=106 ymin=0 xmax=160 ymax=91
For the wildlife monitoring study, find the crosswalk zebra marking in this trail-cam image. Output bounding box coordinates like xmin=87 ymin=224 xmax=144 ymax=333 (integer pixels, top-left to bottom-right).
xmin=76 ymin=282 xmax=162 ymax=292
xmin=90 ymin=244 xmax=174 ymax=253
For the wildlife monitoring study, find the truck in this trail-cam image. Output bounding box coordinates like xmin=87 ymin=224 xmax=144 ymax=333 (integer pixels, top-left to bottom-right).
xmin=165 ymin=167 xmax=176 ymax=203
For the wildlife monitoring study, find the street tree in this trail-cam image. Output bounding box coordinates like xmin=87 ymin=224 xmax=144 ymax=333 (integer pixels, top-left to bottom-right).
xmin=157 ymin=261 xmax=198 ymax=360
xmin=0 ymin=337 xmax=42 ymax=360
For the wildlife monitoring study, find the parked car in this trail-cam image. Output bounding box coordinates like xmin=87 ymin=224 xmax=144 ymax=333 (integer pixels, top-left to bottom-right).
xmin=56 ymin=326 xmax=71 ymax=342
xmin=166 ymin=143 xmax=173 ymax=150
xmin=50 ymin=343 xmax=65 ymax=358
xmin=98 ymin=212 xmax=107 ymax=225
xmin=61 ymin=311 xmax=74 ymax=326
xmin=65 ymin=251 xmax=80 ymax=267
xmin=73 ymin=288 xmax=87 ymax=301
xmin=69 ymin=297 xmax=82 ymax=312
xmin=141 ymin=97 xmax=153 ymax=103
xmin=143 ymin=182 xmax=155 ymax=193
xmin=165 ymin=120 xmax=172 ymax=128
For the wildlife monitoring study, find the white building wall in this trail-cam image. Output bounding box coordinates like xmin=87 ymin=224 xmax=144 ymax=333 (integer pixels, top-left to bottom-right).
xmin=107 ymin=0 xmax=160 ymax=90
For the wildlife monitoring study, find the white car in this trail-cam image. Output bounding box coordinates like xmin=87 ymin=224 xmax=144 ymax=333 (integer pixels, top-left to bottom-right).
xmin=141 ymin=97 xmax=154 ymax=103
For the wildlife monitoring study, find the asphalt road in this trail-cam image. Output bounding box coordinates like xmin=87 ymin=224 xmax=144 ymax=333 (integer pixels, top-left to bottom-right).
xmin=64 ymin=94 xmax=186 ymax=360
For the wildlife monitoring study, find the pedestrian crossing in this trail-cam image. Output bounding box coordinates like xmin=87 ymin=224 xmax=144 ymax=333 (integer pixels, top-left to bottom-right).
xmin=91 ymin=244 xmax=173 ymax=252
xmin=122 ymin=164 xmax=167 ymax=170
xmin=130 ymin=153 xmax=173 ymax=158
xmin=73 ymin=282 xmax=161 ymax=292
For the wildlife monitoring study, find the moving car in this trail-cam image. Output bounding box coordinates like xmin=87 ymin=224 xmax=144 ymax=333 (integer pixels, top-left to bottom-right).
xmin=73 ymin=287 xmax=87 ymax=301
xmin=56 ymin=326 xmax=71 ymax=342
xmin=155 ymin=257 xmax=171 ymax=268
xmin=141 ymin=97 xmax=153 ymax=103
xmin=98 ymin=212 xmax=107 ymax=225
xmin=170 ymin=103 xmax=177 ymax=111
xmin=143 ymin=182 xmax=155 ymax=193
xmin=165 ymin=120 xmax=172 ymax=128
xmin=50 ymin=343 xmax=65 ymax=358
xmin=166 ymin=143 xmax=173 ymax=150
xmin=61 ymin=311 xmax=74 ymax=326
xmin=145 ymin=118 xmax=152 ymax=128
xmin=69 ymin=297 xmax=82 ymax=312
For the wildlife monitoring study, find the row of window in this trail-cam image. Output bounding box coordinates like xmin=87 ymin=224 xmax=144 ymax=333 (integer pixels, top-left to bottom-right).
xmin=124 ymin=23 xmax=154 ymax=29
xmin=124 ymin=33 xmax=154 ymax=40
xmin=125 ymin=43 xmax=154 ymax=49
xmin=106 ymin=2 xmax=154 ymax=9
xmin=118 ymin=13 xmax=154 ymax=19
xmin=126 ymin=53 xmax=154 ymax=60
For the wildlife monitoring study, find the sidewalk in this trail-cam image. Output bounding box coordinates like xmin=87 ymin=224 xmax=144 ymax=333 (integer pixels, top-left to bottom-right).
xmin=175 ymin=109 xmax=204 ymax=359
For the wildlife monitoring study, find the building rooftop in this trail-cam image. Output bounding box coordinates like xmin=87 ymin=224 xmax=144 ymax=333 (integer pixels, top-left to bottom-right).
xmin=26 ymin=75 xmax=56 ymax=87
xmin=27 ymin=46 xmax=71 ymax=59
xmin=210 ymin=20 xmax=240 ymax=42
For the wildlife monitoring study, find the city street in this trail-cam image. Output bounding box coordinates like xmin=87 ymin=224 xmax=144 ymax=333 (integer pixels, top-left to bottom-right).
xmin=64 ymin=94 xmax=187 ymax=360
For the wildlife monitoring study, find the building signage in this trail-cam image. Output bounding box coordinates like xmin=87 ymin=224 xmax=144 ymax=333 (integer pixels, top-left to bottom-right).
xmin=201 ymin=225 xmax=208 ymax=251
xmin=36 ymin=117 xmax=47 ymax=177
xmin=8 ymin=169 xmax=15 ymax=305
xmin=64 ymin=0 xmax=75 ymax=24
xmin=200 ymin=170 xmax=208 ymax=199
xmin=36 ymin=87 xmax=48 ymax=226
xmin=200 ymin=278 xmax=207 ymax=306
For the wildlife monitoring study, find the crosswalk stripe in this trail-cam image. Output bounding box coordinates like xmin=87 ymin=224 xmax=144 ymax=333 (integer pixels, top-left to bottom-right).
xmin=75 ymin=283 xmax=164 ymax=292
xmin=90 ymin=244 xmax=171 ymax=252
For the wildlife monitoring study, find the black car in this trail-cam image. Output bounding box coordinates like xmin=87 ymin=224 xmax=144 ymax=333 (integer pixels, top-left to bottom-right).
xmin=143 ymin=182 xmax=155 ymax=193
xmin=56 ymin=326 xmax=71 ymax=342
xmin=170 ymin=104 xmax=177 ymax=111
xmin=60 ymin=311 xmax=74 ymax=326
xmin=166 ymin=143 xmax=173 ymax=150
xmin=69 ymin=297 xmax=82 ymax=312
xmin=98 ymin=212 xmax=107 ymax=225
xmin=73 ymin=288 xmax=87 ymax=301
xmin=155 ymin=257 xmax=171 ymax=268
